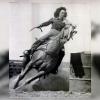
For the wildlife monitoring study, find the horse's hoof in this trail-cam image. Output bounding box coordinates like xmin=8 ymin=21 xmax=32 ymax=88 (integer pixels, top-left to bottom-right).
xmin=13 ymin=83 xmax=18 ymax=89
xmin=13 ymin=81 xmax=19 ymax=89
xmin=13 ymin=76 xmax=20 ymax=89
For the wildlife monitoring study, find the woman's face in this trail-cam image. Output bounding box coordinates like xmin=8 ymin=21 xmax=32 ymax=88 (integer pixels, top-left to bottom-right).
xmin=59 ymin=10 xmax=67 ymax=19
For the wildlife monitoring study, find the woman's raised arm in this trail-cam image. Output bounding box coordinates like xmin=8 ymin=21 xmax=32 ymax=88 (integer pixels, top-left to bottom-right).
xmin=30 ymin=18 xmax=53 ymax=31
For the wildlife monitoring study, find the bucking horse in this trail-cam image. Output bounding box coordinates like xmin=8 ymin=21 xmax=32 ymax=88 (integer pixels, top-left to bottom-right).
xmin=13 ymin=24 xmax=77 ymax=89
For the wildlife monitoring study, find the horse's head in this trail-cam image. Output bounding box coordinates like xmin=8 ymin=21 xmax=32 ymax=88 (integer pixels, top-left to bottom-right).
xmin=59 ymin=24 xmax=77 ymax=45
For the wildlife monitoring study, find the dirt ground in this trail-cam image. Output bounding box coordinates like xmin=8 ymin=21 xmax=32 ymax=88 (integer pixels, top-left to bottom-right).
xmin=9 ymin=91 xmax=91 ymax=100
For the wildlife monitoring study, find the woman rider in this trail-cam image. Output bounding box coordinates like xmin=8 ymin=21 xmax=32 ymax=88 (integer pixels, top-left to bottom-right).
xmin=29 ymin=7 xmax=72 ymax=73
xmin=23 ymin=7 xmax=72 ymax=73
xmin=30 ymin=7 xmax=70 ymax=43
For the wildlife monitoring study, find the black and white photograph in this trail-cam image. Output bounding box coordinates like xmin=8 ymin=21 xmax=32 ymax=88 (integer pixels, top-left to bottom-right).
xmin=0 ymin=0 xmax=100 ymax=100
xmin=9 ymin=0 xmax=92 ymax=97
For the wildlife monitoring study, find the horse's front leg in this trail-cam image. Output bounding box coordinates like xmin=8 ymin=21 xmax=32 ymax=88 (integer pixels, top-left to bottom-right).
xmin=15 ymin=71 xmax=45 ymax=90
xmin=13 ymin=61 xmax=33 ymax=89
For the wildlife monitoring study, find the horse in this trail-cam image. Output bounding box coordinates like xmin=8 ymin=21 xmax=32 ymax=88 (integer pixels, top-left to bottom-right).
xmin=13 ymin=24 xmax=77 ymax=89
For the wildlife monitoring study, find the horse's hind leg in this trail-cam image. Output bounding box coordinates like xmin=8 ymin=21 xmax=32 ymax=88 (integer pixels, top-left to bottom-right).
xmin=13 ymin=60 xmax=33 ymax=89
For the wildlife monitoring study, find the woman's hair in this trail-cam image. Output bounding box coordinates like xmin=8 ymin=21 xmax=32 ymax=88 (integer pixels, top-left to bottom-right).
xmin=54 ymin=7 xmax=67 ymax=18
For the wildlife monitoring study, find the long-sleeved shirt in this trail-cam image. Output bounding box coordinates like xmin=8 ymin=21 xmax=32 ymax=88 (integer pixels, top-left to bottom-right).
xmin=38 ymin=18 xmax=66 ymax=31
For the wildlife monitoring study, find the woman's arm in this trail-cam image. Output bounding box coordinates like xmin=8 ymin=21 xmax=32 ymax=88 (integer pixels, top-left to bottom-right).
xmin=30 ymin=18 xmax=53 ymax=31
xmin=37 ymin=18 xmax=53 ymax=28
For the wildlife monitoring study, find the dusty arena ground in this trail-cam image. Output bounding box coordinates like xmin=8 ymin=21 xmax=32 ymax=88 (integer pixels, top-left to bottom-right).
xmin=9 ymin=91 xmax=91 ymax=100
xmin=9 ymin=62 xmax=91 ymax=100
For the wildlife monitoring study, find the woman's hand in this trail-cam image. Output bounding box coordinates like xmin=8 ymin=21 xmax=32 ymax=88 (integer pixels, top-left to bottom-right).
xmin=29 ymin=27 xmax=36 ymax=32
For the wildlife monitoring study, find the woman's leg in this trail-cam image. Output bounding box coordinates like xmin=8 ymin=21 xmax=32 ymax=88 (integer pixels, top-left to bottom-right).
xmin=31 ymin=31 xmax=54 ymax=53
